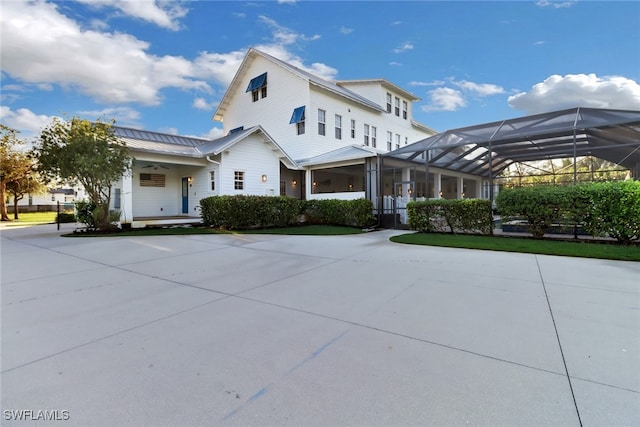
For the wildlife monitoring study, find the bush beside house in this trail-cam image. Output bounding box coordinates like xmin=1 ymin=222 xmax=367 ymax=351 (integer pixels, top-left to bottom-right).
xmin=407 ymin=199 xmax=493 ymax=235
xmin=496 ymin=181 xmax=640 ymax=243
xmin=200 ymin=196 xmax=376 ymax=230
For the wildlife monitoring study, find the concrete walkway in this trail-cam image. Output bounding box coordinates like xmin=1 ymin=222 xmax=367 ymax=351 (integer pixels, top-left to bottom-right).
xmin=1 ymin=223 xmax=638 ymax=426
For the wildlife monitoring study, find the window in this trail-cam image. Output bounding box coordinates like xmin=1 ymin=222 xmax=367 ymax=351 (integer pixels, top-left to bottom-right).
xmin=140 ymin=173 xmax=166 ymax=187
xmin=386 ymin=131 xmax=393 ymax=151
xmin=246 ymin=72 xmax=267 ymax=102
xmin=386 ymin=93 xmax=392 ymax=113
xmin=51 ymin=193 xmax=55 ymax=201
xmin=234 ymin=171 xmax=244 ymax=190
xmin=364 ymin=124 xmax=370 ymax=146
xmin=210 ymin=170 xmax=216 ymax=191
xmin=405 ymin=136 xmax=408 ymax=145
xmin=318 ymin=109 xmax=326 ymax=136
xmin=395 ymin=134 xmax=401 ymax=150
xmin=290 ymin=106 xmax=306 ymax=135
xmin=335 ymin=114 xmax=342 ymax=139
xmin=402 ymin=101 xmax=408 ymax=119
xmin=371 ymin=126 xmax=377 ymax=148
xmin=114 ymin=188 xmax=121 ymax=209
xmin=351 ymin=119 xmax=356 ymax=138
xmin=395 ymin=97 xmax=400 ymax=116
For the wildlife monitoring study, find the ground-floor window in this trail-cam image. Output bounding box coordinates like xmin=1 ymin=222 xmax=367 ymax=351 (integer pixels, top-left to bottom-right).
xmin=234 ymin=171 xmax=244 ymax=190
xmin=210 ymin=170 xmax=216 ymax=191
xmin=312 ymin=164 xmax=364 ymax=194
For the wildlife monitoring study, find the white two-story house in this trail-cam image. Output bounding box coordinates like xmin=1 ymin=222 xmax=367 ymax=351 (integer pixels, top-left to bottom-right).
xmin=111 ymin=48 xmax=443 ymax=227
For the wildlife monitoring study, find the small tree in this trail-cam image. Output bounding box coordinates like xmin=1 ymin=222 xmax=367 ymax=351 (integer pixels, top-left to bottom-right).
xmin=5 ymin=165 xmax=46 ymax=220
xmin=1 ymin=124 xmax=32 ymax=221
xmin=35 ymin=117 xmax=132 ymax=230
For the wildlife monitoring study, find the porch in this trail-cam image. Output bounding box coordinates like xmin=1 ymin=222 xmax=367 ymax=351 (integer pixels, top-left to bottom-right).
xmin=130 ymin=215 xmax=202 ymax=229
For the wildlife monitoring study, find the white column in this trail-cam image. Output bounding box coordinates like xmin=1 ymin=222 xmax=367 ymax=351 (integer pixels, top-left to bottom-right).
xmin=458 ymin=176 xmax=464 ymax=199
xmin=434 ymin=172 xmax=441 ymax=199
xmin=306 ymin=169 xmax=313 ymax=199
xmin=402 ymin=167 xmax=411 ymax=198
xmin=121 ymin=173 xmax=133 ymax=224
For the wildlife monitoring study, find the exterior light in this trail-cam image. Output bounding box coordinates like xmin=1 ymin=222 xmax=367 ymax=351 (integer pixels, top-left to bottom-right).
xmin=292 ymin=179 xmax=297 ymax=186
xmin=261 ymin=174 xmax=267 ymax=182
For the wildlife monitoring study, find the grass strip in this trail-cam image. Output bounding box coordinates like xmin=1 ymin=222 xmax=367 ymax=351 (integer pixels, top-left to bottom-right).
xmin=390 ymin=232 xmax=640 ymax=262
xmin=63 ymin=224 xmax=364 ymax=237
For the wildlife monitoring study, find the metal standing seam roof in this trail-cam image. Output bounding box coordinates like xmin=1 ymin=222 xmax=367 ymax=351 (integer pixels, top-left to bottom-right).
xmin=297 ymin=145 xmax=381 ymax=167
xmin=113 ymin=125 xmax=299 ymax=169
xmin=384 ymin=107 xmax=640 ymax=178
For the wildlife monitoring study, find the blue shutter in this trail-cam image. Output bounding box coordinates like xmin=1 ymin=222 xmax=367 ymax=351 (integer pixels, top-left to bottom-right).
xmin=246 ymin=72 xmax=267 ymax=92
xmin=289 ymin=106 xmax=306 ymax=124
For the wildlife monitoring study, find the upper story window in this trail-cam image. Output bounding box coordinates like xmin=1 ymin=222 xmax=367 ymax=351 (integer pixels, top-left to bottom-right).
xmin=386 ymin=131 xmax=393 ymax=151
xmin=290 ymin=106 xmax=306 ymax=135
xmin=402 ymin=101 xmax=408 ymax=119
xmin=335 ymin=114 xmax=342 ymax=140
xmin=396 ymin=134 xmax=401 ymax=150
xmin=394 ymin=96 xmax=400 ymax=116
xmin=405 ymin=136 xmax=408 ymax=145
xmin=318 ymin=109 xmax=326 ymax=136
xmin=234 ymin=171 xmax=245 ymax=190
xmin=351 ymin=119 xmax=356 ymax=138
xmin=363 ymin=124 xmax=370 ymax=146
xmin=386 ymin=93 xmax=392 ymax=113
xmin=371 ymin=126 xmax=377 ymax=148
xmin=246 ymin=72 xmax=267 ymax=102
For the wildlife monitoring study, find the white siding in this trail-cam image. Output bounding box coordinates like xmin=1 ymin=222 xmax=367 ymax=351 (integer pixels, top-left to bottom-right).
xmin=223 ymin=56 xmax=310 ymax=161
xmin=218 ymin=133 xmax=281 ymax=196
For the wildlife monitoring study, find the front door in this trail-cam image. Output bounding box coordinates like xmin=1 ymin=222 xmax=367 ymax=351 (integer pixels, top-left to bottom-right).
xmin=181 ymin=177 xmax=189 ymax=214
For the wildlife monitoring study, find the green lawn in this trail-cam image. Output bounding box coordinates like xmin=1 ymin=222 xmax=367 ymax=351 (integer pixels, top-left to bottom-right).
xmin=2 ymin=211 xmax=59 ymax=225
xmin=390 ymin=232 xmax=640 ymax=262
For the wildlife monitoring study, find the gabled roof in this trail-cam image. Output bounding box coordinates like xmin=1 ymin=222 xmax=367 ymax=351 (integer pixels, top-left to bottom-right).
xmin=384 ymin=107 xmax=640 ymax=178
xmin=213 ymin=48 xmax=387 ymax=122
xmin=297 ymin=144 xmax=381 ymax=167
xmin=336 ymin=79 xmax=421 ymax=101
xmin=113 ymin=125 xmax=298 ymax=169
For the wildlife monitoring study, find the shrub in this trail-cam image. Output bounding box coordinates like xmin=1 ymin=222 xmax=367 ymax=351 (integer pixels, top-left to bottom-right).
xmin=407 ymin=199 xmax=493 ymax=235
xmin=74 ymin=199 xmax=120 ymax=231
xmin=581 ymin=180 xmax=640 ymax=243
xmin=496 ymin=186 xmax=566 ymax=238
xmin=200 ymin=196 xmax=375 ymax=230
xmin=56 ymin=212 xmax=76 ymax=223
xmin=496 ymin=181 xmax=640 ymax=243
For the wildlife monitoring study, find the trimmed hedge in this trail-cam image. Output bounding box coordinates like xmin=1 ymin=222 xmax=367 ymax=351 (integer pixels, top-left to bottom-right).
xmin=496 ymin=181 xmax=640 ymax=243
xmin=407 ymin=199 xmax=493 ymax=235
xmin=200 ymin=196 xmax=376 ymax=230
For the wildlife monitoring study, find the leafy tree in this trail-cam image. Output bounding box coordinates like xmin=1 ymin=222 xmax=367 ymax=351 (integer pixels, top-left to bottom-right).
xmin=5 ymin=163 xmax=46 ymax=220
xmin=0 ymin=124 xmax=33 ymax=221
xmin=35 ymin=117 xmax=132 ymax=230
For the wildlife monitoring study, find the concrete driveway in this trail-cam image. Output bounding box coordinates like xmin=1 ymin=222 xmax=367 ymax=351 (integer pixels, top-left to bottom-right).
xmin=1 ymin=223 xmax=638 ymax=426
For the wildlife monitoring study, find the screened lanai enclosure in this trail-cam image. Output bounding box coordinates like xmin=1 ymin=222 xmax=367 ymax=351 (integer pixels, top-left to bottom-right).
xmin=379 ymin=107 xmax=640 ymax=228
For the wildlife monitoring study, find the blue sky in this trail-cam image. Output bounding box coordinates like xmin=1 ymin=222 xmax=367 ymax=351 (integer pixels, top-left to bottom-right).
xmin=1 ymin=0 xmax=639 ymax=142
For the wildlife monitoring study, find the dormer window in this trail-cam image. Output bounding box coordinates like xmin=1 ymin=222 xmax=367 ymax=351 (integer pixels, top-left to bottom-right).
xmin=246 ymin=72 xmax=267 ymax=102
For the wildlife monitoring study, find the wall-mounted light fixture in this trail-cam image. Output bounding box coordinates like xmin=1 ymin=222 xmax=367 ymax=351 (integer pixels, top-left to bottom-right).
xmin=261 ymin=174 xmax=268 ymax=182
xmin=188 ymin=176 xmax=193 ymax=183
xmin=292 ymin=179 xmax=297 ymax=186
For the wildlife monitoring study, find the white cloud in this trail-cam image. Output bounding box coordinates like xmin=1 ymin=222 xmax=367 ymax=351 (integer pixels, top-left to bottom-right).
xmin=508 ymin=74 xmax=640 ymax=114
xmin=75 ymin=0 xmax=189 ymax=31
xmin=536 ymin=0 xmax=577 ymax=8
xmin=339 ymin=26 xmax=354 ymax=35
xmin=389 ymin=62 xmax=402 ymax=67
xmin=76 ymin=106 xmax=142 ymax=126
xmin=258 ymin=15 xmax=321 ymax=45
xmin=453 ymin=80 xmax=505 ymax=96
xmin=200 ymin=127 xmax=224 ymax=140
xmin=0 ymin=1 xmax=211 ymax=105
xmin=193 ymin=97 xmax=217 ymax=111
xmin=410 ymin=80 xmax=446 ymax=87
xmin=0 ymin=106 xmax=58 ymax=140
xmin=277 ymin=0 xmax=297 ymax=4
xmin=422 ymin=88 xmax=467 ymax=112
xmin=393 ymin=42 xmax=414 ymax=54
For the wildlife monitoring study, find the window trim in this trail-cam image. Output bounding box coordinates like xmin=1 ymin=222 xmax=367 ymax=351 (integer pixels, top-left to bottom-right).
xmin=318 ymin=109 xmax=326 ymax=136
xmin=364 ymin=124 xmax=370 ymax=146
xmin=394 ymin=96 xmax=400 ymax=116
xmin=350 ymin=119 xmax=356 ymax=138
xmin=402 ymin=100 xmax=408 ymax=119
xmin=386 ymin=92 xmax=392 ymax=113
xmin=386 ymin=131 xmax=393 ymax=151
xmin=335 ymin=114 xmax=342 ymax=140
xmin=234 ymin=170 xmax=245 ymax=191
xmin=209 ymin=170 xmax=216 ymax=191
